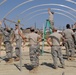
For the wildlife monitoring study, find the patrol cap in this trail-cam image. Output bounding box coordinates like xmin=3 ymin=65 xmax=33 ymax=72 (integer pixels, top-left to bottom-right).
xmin=52 ymin=27 xmax=57 ymax=31
xmin=35 ymin=29 xmax=38 ymax=33
xmin=6 ymin=26 xmax=11 ymax=30
xmin=15 ymin=23 xmax=19 ymax=26
xmin=30 ymin=26 xmax=35 ymax=30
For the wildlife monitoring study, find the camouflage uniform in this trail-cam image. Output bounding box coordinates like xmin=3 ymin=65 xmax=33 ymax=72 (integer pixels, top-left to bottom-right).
xmin=49 ymin=32 xmax=64 ymax=68
xmin=64 ymin=39 xmax=75 ymax=58
xmin=0 ymin=26 xmax=13 ymax=59
xmin=63 ymin=29 xmax=75 ymax=58
xmin=26 ymin=32 xmax=40 ymax=68
xmin=30 ymin=44 xmax=40 ymax=67
xmin=14 ymin=29 xmax=22 ymax=58
xmin=51 ymin=46 xmax=64 ymax=68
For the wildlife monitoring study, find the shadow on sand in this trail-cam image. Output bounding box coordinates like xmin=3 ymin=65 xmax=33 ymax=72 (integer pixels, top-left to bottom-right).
xmin=41 ymin=62 xmax=54 ymax=69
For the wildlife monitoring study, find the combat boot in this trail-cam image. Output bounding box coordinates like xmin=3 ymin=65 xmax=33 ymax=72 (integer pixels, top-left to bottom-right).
xmin=53 ymin=65 xmax=58 ymax=69
xmin=67 ymin=57 xmax=71 ymax=61
xmin=6 ymin=58 xmax=13 ymax=63
xmin=14 ymin=57 xmax=20 ymax=61
xmin=59 ymin=64 xmax=65 ymax=69
xmin=70 ymin=57 xmax=75 ymax=61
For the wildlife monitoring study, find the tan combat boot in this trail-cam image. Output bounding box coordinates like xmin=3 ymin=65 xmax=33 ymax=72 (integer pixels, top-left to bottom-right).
xmin=67 ymin=57 xmax=71 ymax=61
xmin=14 ymin=57 xmax=20 ymax=61
xmin=70 ymin=57 xmax=75 ymax=61
xmin=6 ymin=58 xmax=13 ymax=63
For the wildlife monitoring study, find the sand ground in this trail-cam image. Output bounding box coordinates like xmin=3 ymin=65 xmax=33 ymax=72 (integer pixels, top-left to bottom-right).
xmin=0 ymin=44 xmax=76 ymax=75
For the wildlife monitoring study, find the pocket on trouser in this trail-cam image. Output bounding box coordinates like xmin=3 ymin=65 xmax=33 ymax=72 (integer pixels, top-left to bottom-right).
xmin=36 ymin=48 xmax=41 ymax=56
xmin=58 ymin=47 xmax=63 ymax=58
xmin=30 ymin=52 xmax=39 ymax=67
xmin=5 ymin=43 xmax=11 ymax=52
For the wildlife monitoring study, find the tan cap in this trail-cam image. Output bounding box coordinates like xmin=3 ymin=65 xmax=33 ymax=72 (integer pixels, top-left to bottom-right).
xmin=52 ymin=27 xmax=57 ymax=31
xmin=6 ymin=26 xmax=11 ymax=30
xmin=30 ymin=26 xmax=35 ymax=30
xmin=15 ymin=23 xmax=19 ymax=26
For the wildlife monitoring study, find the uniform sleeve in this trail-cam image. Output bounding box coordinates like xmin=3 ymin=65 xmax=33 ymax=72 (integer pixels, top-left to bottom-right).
xmin=48 ymin=11 xmax=52 ymax=15
xmin=0 ymin=26 xmax=5 ymax=35
xmin=71 ymin=30 xmax=74 ymax=35
xmin=60 ymin=34 xmax=63 ymax=38
xmin=25 ymin=34 xmax=30 ymax=39
xmin=37 ymin=34 xmax=41 ymax=38
xmin=49 ymin=34 xmax=52 ymax=38
xmin=20 ymin=30 xmax=22 ymax=34
xmin=62 ymin=31 xmax=65 ymax=36
xmin=0 ymin=26 xmax=4 ymax=32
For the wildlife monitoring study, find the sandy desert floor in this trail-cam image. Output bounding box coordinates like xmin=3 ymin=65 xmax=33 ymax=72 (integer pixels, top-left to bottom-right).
xmin=0 ymin=43 xmax=76 ymax=75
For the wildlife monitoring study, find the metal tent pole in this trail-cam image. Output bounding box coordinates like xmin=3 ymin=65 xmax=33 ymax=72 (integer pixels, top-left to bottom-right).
xmin=41 ymin=24 xmax=45 ymax=55
xmin=19 ymin=23 xmax=22 ymax=71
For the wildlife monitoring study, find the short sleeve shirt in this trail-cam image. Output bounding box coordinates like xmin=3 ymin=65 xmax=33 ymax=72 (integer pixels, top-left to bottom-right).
xmin=49 ymin=32 xmax=62 ymax=45
xmin=63 ymin=29 xmax=74 ymax=40
xmin=14 ymin=29 xmax=22 ymax=40
xmin=26 ymin=32 xmax=40 ymax=45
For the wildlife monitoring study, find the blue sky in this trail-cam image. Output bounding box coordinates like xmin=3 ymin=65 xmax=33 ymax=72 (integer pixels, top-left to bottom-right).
xmin=0 ymin=0 xmax=76 ymax=29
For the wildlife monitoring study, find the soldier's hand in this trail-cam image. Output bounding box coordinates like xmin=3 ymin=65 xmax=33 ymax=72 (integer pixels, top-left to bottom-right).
xmin=0 ymin=20 xmax=2 ymax=26
xmin=48 ymin=8 xmax=51 ymax=11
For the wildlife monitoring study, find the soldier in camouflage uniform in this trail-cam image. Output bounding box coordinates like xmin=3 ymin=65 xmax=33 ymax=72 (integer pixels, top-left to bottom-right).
xmin=19 ymin=27 xmax=42 ymax=72
xmin=47 ymin=28 xmax=65 ymax=69
xmin=63 ymin=24 xmax=75 ymax=60
xmin=0 ymin=21 xmax=13 ymax=63
xmin=12 ymin=23 xmax=22 ymax=61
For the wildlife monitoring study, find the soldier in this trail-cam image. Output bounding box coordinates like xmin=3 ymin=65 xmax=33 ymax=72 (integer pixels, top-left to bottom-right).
xmin=73 ymin=29 xmax=76 ymax=49
xmin=48 ymin=8 xmax=54 ymax=29
xmin=47 ymin=28 xmax=65 ymax=69
xmin=12 ymin=23 xmax=22 ymax=61
xmin=63 ymin=24 xmax=75 ymax=60
xmin=0 ymin=21 xmax=13 ymax=63
xmin=0 ymin=21 xmax=3 ymax=58
xmin=19 ymin=27 xmax=42 ymax=72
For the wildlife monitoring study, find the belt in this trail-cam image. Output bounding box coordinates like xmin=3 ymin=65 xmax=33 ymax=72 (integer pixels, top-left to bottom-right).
xmin=4 ymin=41 xmax=10 ymax=44
xmin=30 ymin=44 xmax=38 ymax=46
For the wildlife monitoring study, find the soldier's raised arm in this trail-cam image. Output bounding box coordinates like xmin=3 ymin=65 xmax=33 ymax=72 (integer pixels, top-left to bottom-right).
xmin=0 ymin=20 xmax=6 ymax=35
xmin=48 ymin=8 xmax=51 ymax=15
xmin=0 ymin=20 xmax=3 ymax=30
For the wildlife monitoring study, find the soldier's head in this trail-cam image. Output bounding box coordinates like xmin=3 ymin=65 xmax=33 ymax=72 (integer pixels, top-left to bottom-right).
xmin=35 ymin=29 xmax=39 ymax=34
xmin=51 ymin=11 xmax=54 ymax=14
xmin=5 ymin=27 xmax=11 ymax=33
xmin=66 ymin=24 xmax=70 ymax=29
xmin=52 ymin=27 xmax=57 ymax=32
xmin=5 ymin=26 xmax=10 ymax=30
xmin=15 ymin=23 xmax=19 ymax=29
xmin=30 ymin=27 xmax=35 ymax=32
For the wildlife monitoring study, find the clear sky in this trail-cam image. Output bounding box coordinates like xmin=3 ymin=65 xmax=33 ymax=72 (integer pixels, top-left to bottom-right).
xmin=0 ymin=0 xmax=76 ymax=29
